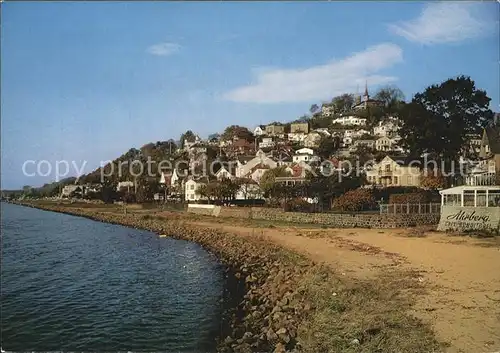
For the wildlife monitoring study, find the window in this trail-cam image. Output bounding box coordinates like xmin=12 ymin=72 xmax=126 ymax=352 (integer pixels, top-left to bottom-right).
xmin=394 ymin=176 xmax=398 ymax=184
xmin=190 ymin=185 xmax=194 ymax=190
xmin=407 ymin=176 xmax=412 ymax=184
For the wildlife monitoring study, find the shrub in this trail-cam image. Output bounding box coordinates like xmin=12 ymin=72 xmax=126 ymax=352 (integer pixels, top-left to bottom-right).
xmin=332 ymin=188 xmax=376 ymax=212
xmin=389 ymin=192 xmax=427 ymax=204
xmin=284 ymin=198 xmax=314 ymax=212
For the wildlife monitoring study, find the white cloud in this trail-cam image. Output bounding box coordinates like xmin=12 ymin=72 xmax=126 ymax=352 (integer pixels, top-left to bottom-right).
xmin=388 ymin=2 xmax=497 ymax=45
xmin=222 ymin=43 xmax=403 ymax=104
xmin=146 ymin=42 xmax=181 ymax=56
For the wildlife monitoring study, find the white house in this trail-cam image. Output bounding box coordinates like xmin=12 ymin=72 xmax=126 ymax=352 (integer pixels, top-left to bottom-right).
xmin=332 ymin=115 xmax=367 ymax=126
xmin=373 ymin=119 xmax=400 ymax=137
xmin=253 ymin=125 xmax=266 ymax=136
xmin=375 ymin=136 xmax=402 ymax=152
xmin=184 ymin=178 xmax=207 ymax=202
xmin=215 ymin=166 xmax=235 ymax=181
xmin=352 ymin=129 xmax=371 ymax=138
xmin=116 ymin=181 xmax=134 ymax=192
xmin=259 ymin=137 xmax=275 ymax=149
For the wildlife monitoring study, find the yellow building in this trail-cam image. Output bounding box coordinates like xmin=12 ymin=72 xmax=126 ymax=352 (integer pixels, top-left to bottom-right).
xmin=265 ymin=124 xmax=285 ymax=136
xmin=290 ymin=122 xmax=309 ymax=134
xmin=366 ymin=156 xmax=421 ymax=187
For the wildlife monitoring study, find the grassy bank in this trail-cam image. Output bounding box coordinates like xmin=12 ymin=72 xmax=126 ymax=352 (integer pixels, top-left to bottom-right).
xmin=13 ymin=201 xmax=444 ymax=353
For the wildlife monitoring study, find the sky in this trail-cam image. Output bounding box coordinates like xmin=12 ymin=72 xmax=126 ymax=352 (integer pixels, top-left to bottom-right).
xmin=1 ymin=1 xmax=499 ymax=189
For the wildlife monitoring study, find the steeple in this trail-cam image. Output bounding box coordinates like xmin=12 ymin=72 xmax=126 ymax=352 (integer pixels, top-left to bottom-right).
xmin=363 ymin=80 xmax=369 ymax=102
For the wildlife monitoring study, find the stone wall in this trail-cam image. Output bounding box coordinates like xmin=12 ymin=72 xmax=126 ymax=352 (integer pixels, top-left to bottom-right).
xmin=188 ymin=204 xmax=440 ymax=228
xmin=218 ymin=207 xmax=439 ymax=228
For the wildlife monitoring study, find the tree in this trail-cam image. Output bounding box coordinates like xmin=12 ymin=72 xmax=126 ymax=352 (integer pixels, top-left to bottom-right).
xmin=332 ymin=188 xmax=376 ymax=211
xmin=399 ymin=76 xmax=493 ymax=161
xmin=260 ymin=166 xmax=292 ymax=196
xmin=221 ymin=125 xmax=254 ymax=142
xmin=331 ymin=94 xmax=354 ymax=113
xmin=180 ymin=130 xmax=197 ymax=148
xmin=317 ymin=136 xmax=337 ymax=159
xmin=304 ymin=171 xmax=364 ymax=211
xmin=309 ymin=104 xmax=320 ymax=115
xmin=420 ymin=170 xmax=447 ymax=189
xmin=374 ymin=85 xmax=405 ymax=115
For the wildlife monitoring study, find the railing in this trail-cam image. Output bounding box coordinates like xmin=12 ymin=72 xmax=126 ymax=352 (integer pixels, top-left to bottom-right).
xmin=379 ymin=203 xmax=441 ymax=214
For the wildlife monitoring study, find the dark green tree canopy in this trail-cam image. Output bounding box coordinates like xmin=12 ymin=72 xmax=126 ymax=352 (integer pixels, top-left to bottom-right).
xmin=221 ymin=125 xmax=254 ymax=142
xmin=399 ymin=75 xmax=493 ymax=160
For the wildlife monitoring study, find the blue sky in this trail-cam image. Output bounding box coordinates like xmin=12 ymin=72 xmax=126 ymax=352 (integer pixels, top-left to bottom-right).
xmin=2 ymin=1 xmax=499 ymax=189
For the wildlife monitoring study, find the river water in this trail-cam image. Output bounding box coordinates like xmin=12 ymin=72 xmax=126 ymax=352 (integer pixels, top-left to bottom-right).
xmin=1 ymin=203 xmax=225 ymax=351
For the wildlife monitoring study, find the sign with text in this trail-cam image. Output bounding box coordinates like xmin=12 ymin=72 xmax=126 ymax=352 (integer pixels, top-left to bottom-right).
xmin=437 ymin=206 xmax=500 ymax=232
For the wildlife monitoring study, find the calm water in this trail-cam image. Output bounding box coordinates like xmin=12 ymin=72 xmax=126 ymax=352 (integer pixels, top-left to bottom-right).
xmin=1 ymin=203 xmax=225 ymax=351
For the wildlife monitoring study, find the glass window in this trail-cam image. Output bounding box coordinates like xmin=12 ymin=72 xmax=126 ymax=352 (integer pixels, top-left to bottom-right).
xmin=464 ymin=190 xmax=475 ymax=206
xmin=476 ymin=190 xmax=487 ymax=207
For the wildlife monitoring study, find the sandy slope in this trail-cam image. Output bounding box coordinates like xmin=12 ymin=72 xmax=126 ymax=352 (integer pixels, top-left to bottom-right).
xmin=192 ymin=221 xmax=500 ymax=353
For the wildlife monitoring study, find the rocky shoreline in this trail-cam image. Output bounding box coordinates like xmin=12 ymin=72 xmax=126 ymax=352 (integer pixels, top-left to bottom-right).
xmin=12 ymin=202 xmax=318 ymax=353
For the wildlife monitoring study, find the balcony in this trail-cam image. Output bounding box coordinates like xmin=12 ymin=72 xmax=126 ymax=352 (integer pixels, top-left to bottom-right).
xmin=378 ymin=169 xmax=393 ymax=177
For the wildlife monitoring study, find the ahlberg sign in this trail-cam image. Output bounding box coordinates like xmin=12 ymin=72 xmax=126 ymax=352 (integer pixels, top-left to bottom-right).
xmin=437 ymin=206 xmax=500 ymax=232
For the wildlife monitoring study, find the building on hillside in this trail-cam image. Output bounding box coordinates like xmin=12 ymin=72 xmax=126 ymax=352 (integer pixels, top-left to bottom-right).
xmin=303 ymin=131 xmax=322 ymax=148
xmin=373 ymin=118 xmax=400 ymax=137
xmin=352 ymin=82 xmax=384 ymax=111
xmin=293 ymin=148 xmax=320 ymax=163
xmin=116 ymin=181 xmax=135 ymax=193
xmin=463 ymin=133 xmax=482 ymax=156
xmin=465 ymin=161 xmax=496 ymax=186
xmin=236 ymin=149 xmax=277 ymax=179
xmin=314 ymin=128 xmax=331 ymax=137
xmin=61 ymin=184 xmax=84 ymax=198
xmin=467 ymin=126 xmax=500 ymax=185
xmin=235 ymin=179 xmax=263 ymax=200
xmin=227 ymin=139 xmax=255 ymax=156
xmin=365 ymin=156 xmax=421 ymax=187
xmin=259 ymin=137 xmax=275 ymax=149
xmin=215 ymin=165 xmax=236 ymax=181
xmin=183 ymin=134 xmax=202 ymax=151
xmin=274 ymin=163 xmax=311 ymax=186
xmin=290 ymin=122 xmax=309 ymax=134
xmin=253 ymin=125 xmax=266 ymax=136
xmin=351 ymin=138 xmax=376 ymax=151
xmin=288 ymin=132 xmax=307 ymax=143
xmin=332 ymin=115 xmax=367 ymax=126
xmin=265 ymin=124 xmax=285 ymax=136
xmin=375 ymin=136 xmax=395 ymax=151
xmin=184 ymin=177 xmax=208 ymax=202
xmin=321 ymin=103 xmax=335 ymax=117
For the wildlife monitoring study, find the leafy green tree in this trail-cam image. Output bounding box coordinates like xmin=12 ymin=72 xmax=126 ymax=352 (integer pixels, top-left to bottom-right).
xmin=331 ymin=94 xmax=354 ymax=113
xmin=399 ymin=75 xmax=493 ymax=160
xmin=260 ymin=166 xmax=292 ymax=196
xmin=221 ymin=125 xmax=254 ymax=142
xmin=373 ymin=85 xmax=405 ymax=115
xmin=317 ymin=136 xmax=337 ymax=159
xmin=304 ymin=171 xmax=364 ymax=211
xmin=180 ymin=130 xmax=197 ymax=148
xmin=309 ymin=104 xmax=320 ymax=115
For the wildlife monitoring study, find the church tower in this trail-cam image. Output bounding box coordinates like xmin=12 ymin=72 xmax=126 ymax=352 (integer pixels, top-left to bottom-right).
xmin=363 ymin=80 xmax=369 ymax=102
